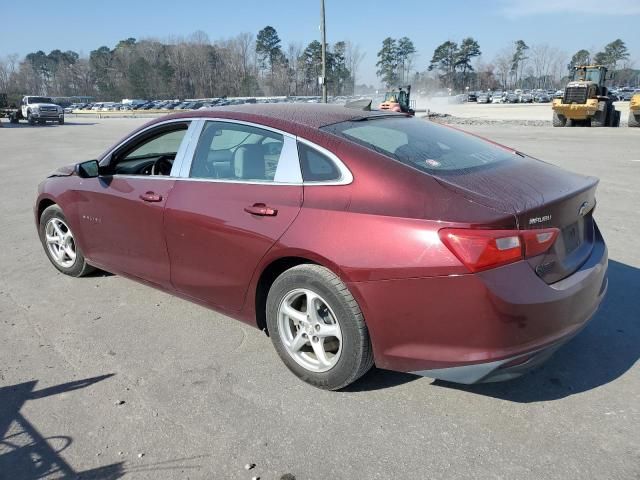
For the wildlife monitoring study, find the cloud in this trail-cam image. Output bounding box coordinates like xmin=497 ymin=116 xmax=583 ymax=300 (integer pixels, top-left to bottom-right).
xmin=500 ymin=0 xmax=640 ymax=17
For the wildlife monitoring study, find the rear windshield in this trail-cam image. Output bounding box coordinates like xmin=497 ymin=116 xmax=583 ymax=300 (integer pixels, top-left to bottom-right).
xmin=321 ymin=117 xmax=516 ymax=175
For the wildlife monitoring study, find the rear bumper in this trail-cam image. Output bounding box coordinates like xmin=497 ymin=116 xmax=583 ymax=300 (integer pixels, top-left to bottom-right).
xmin=349 ymin=225 xmax=608 ymax=384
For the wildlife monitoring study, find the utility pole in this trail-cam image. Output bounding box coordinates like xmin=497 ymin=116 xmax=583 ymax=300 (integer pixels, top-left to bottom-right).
xmin=320 ymin=0 xmax=327 ymax=103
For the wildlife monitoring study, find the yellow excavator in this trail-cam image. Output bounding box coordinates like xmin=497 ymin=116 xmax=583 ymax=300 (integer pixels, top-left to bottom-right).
xmin=629 ymin=93 xmax=640 ymax=127
xmin=552 ymin=65 xmax=620 ymax=127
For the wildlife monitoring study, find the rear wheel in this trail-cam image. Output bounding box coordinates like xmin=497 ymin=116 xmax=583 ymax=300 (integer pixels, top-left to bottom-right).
xmin=629 ymin=111 xmax=640 ymax=127
xmin=9 ymin=114 xmax=19 ymax=124
xmin=266 ymin=264 xmax=374 ymax=390
xmin=39 ymin=205 xmax=95 ymax=277
xmin=552 ymin=111 xmax=566 ymax=127
xmin=612 ymin=109 xmax=621 ymax=127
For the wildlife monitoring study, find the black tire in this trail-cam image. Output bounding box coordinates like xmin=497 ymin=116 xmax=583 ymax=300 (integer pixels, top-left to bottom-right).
xmin=612 ymin=109 xmax=621 ymax=127
xmin=552 ymin=111 xmax=566 ymax=127
xmin=58 ymin=117 xmax=64 ymax=125
xmin=592 ymin=102 xmax=607 ymax=127
xmin=266 ymin=264 xmax=374 ymax=390
xmin=39 ymin=205 xmax=95 ymax=277
xmin=27 ymin=112 xmax=35 ymax=125
xmin=629 ymin=112 xmax=640 ymax=127
xmin=566 ymin=118 xmax=575 ymax=127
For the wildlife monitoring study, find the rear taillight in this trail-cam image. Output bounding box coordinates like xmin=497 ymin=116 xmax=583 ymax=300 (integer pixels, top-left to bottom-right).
xmin=439 ymin=228 xmax=559 ymax=273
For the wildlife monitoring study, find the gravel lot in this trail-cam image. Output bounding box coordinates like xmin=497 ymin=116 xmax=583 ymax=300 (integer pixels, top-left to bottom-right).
xmin=0 ymin=116 xmax=638 ymax=480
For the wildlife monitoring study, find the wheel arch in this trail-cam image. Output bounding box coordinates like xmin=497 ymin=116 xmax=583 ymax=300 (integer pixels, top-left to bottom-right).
xmin=37 ymin=197 xmax=57 ymax=223
xmin=254 ymin=256 xmax=320 ymax=334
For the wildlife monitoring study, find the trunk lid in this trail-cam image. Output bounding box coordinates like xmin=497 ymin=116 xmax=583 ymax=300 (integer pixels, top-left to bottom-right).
xmin=432 ymin=154 xmax=598 ymax=283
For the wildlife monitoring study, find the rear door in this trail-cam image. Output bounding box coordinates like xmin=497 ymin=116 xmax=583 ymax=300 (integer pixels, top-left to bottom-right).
xmin=164 ymin=120 xmax=303 ymax=311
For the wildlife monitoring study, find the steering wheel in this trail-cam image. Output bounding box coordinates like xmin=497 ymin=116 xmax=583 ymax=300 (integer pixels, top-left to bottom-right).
xmin=151 ymin=155 xmax=173 ymax=176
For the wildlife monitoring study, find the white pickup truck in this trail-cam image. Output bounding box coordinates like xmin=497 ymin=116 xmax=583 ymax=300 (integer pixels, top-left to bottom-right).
xmin=9 ymin=96 xmax=64 ymax=125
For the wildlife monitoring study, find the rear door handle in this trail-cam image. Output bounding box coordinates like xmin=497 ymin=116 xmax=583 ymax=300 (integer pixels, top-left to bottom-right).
xmin=139 ymin=191 xmax=163 ymax=202
xmin=244 ymin=203 xmax=278 ymax=216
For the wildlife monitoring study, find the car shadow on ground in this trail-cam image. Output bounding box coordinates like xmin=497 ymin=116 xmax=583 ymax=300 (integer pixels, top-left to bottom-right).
xmin=433 ymin=259 xmax=639 ymax=402
xmin=0 ymin=374 xmax=208 ymax=479
xmin=348 ymin=259 xmax=639 ymax=400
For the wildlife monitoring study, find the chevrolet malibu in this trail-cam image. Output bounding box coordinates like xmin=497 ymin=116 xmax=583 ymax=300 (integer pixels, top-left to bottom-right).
xmin=35 ymin=104 xmax=608 ymax=390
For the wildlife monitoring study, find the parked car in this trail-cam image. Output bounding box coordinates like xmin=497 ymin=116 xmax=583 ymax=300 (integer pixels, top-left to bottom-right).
xmin=519 ymin=93 xmax=533 ymax=103
xmin=476 ymin=93 xmax=491 ymax=104
xmin=534 ymin=93 xmax=551 ymax=103
xmin=505 ymin=93 xmax=520 ymax=103
xmin=35 ymin=104 xmax=608 ymax=390
xmin=467 ymin=92 xmax=478 ymax=102
xmin=491 ymin=91 xmax=504 ymax=103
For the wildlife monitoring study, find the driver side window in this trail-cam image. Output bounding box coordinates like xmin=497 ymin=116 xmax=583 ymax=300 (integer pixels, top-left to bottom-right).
xmin=111 ymin=122 xmax=190 ymax=176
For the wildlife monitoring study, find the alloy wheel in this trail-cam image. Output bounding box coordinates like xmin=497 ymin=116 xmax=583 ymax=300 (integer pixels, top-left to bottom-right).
xmin=278 ymin=288 xmax=343 ymax=373
xmin=45 ymin=218 xmax=77 ymax=268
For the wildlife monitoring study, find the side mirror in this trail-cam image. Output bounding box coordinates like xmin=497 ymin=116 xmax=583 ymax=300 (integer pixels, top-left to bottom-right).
xmin=75 ymin=160 xmax=100 ymax=178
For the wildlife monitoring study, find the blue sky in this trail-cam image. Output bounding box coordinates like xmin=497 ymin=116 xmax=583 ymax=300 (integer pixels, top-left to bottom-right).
xmin=2 ymin=0 xmax=639 ymax=85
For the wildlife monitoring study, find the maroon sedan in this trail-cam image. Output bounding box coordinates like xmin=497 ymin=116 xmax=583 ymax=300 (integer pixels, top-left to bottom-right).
xmin=35 ymin=104 xmax=608 ymax=390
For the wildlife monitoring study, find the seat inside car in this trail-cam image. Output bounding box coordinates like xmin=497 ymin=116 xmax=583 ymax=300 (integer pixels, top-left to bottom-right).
xmin=233 ymin=144 xmax=266 ymax=180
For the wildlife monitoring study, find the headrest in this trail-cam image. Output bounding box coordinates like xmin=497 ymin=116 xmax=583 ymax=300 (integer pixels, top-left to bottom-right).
xmin=233 ymin=144 xmax=265 ymax=180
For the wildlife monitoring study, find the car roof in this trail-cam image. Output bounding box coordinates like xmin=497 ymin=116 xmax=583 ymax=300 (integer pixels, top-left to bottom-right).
xmin=161 ymin=103 xmax=406 ymax=130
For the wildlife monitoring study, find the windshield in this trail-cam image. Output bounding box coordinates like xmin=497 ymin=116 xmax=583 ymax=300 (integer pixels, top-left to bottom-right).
xmin=27 ymin=97 xmax=54 ymax=104
xmin=321 ymin=117 xmax=516 ymax=175
xmin=573 ymin=68 xmax=602 ymax=83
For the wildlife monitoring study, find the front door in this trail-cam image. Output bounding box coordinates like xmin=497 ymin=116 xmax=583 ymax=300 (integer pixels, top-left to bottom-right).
xmin=164 ymin=120 xmax=303 ymax=311
xmin=75 ymin=121 xmax=193 ymax=288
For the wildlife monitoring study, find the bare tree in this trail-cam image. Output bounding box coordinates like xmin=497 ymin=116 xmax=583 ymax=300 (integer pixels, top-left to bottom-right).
xmin=345 ymin=41 xmax=365 ymax=94
xmin=493 ymin=49 xmax=512 ymax=89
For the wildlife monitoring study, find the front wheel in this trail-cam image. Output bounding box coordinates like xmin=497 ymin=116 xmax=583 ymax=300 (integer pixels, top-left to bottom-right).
xmin=39 ymin=205 xmax=95 ymax=277
xmin=27 ymin=112 xmax=35 ymax=125
xmin=266 ymin=264 xmax=374 ymax=390
xmin=629 ymin=112 xmax=640 ymax=127
xmin=552 ymin=111 xmax=566 ymax=127
xmin=58 ymin=117 xmax=64 ymax=125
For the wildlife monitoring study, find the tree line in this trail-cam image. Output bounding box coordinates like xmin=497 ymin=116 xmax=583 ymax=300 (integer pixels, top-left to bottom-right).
xmin=376 ymin=37 xmax=637 ymax=92
xmin=0 ymin=27 xmax=365 ymax=102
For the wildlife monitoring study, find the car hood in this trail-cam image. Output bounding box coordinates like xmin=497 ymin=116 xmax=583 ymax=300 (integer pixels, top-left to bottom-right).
xmin=47 ymin=163 xmax=76 ymax=177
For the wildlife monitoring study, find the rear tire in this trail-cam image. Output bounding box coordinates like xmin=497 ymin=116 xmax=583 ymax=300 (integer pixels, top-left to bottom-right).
xmin=266 ymin=264 xmax=374 ymax=390
xmin=552 ymin=111 xmax=566 ymax=127
xmin=629 ymin=112 xmax=640 ymax=127
xmin=612 ymin=109 xmax=621 ymax=127
xmin=9 ymin=114 xmax=19 ymax=124
xmin=39 ymin=205 xmax=95 ymax=277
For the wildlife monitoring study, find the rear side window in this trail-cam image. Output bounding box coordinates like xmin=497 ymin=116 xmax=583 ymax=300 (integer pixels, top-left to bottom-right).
xmin=190 ymin=121 xmax=284 ymax=181
xmin=321 ymin=117 xmax=516 ymax=175
xmin=297 ymin=143 xmax=341 ymax=182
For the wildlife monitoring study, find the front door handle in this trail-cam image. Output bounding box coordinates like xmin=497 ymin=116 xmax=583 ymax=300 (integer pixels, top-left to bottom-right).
xmin=244 ymin=203 xmax=278 ymax=216
xmin=139 ymin=191 xmax=163 ymax=202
